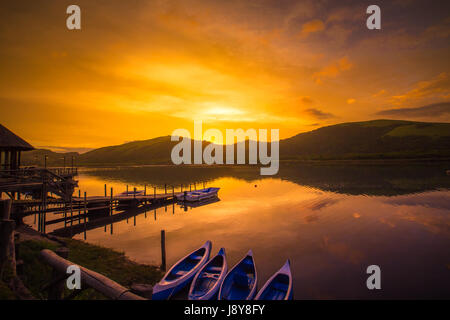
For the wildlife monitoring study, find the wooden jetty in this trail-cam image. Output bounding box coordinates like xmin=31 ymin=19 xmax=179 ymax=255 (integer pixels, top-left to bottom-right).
xmin=48 ymin=192 xmax=184 ymax=237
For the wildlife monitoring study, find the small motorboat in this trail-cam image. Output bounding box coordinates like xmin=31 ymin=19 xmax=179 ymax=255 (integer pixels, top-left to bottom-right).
xmin=176 ymin=187 xmax=220 ymax=202
xmin=218 ymin=250 xmax=257 ymax=300
xmin=152 ymin=241 xmax=212 ymax=300
xmin=189 ymin=248 xmax=228 ymax=300
xmin=117 ymin=189 xmax=145 ymax=196
xmin=255 ymin=260 xmax=293 ymax=300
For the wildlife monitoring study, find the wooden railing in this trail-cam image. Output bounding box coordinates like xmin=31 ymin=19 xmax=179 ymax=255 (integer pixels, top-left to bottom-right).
xmin=40 ymin=249 xmax=146 ymax=300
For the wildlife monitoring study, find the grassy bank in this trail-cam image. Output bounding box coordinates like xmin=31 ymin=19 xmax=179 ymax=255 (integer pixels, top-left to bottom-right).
xmin=16 ymin=237 xmax=163 ymax=299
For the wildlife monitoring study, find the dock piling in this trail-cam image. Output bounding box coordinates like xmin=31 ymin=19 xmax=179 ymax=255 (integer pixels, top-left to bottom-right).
xmin=161 ymin=230 xmax=166 ymax=271
xmin=84 ymin=192 xmax=87 ymax=224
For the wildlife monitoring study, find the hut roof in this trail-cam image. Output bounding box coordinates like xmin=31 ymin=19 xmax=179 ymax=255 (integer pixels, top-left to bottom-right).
xmin=0 ymin=124 xmax=34 ymax=151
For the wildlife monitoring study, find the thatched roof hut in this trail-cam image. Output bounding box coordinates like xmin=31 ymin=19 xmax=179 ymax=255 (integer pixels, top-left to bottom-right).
xmin=0 ymin=124 xmax=34 ymax=170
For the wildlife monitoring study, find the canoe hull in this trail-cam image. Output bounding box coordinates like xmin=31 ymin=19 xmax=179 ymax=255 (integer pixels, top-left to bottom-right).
xmin=152 ymin=241 xmax=212 ymax=300
xmin=255 ymin=260 xmax=293 ymax=300
xmin=189 ymin=248 xmax=228 ymax=300
xmin=218 ymin=250 xmax=258 ymax=300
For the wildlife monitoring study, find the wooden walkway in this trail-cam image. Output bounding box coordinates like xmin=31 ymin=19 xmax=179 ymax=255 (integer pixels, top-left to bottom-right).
xmin=18 ymin=188 xmax=195 ymax=234
xmin=15 ymin=191 xmax=185 ymax=217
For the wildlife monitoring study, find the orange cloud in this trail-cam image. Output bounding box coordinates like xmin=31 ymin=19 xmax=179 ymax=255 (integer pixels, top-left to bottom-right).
xmin=313 ymin=57 xmax=353 ymax=84
xmin=300 ymin=19 xmax=325 ymax=37
xmin=390 ymin=72 xmax=450 ymax=106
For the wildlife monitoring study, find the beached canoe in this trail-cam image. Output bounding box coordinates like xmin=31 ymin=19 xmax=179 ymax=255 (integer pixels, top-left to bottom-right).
xmin=255 ymin=260 xmax=293 ymax=300
xmin=218 ymin=250 xmax=257 ymax=300
xmin=176 ymin=187 xmax=220 ymax=202
xmin=188 ymin=248 xmax=228 ymax=300
xmin=152 ymin=241 xmax=212 ymax=300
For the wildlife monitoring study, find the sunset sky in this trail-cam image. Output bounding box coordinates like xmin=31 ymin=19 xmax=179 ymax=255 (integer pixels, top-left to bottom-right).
xmin=0 ymin=0 xmax=449 ymax=151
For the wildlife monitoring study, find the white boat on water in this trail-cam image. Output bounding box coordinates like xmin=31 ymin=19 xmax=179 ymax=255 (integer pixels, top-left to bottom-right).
xmin=176 ymin=187 xmax=220 ymax=202
xmin=117 ymin=190 xmax=145 ymax=196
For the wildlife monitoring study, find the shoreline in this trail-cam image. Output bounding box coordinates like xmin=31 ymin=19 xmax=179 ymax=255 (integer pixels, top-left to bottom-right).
xmin=2 ymin=224 xmax=162 ymax=300
xmin=29 ymin=157 xmax=450 ymax=170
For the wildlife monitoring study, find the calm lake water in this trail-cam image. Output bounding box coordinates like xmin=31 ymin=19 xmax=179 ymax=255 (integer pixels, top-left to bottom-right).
xmin=26 ymin=163 xmax=450 ymax=299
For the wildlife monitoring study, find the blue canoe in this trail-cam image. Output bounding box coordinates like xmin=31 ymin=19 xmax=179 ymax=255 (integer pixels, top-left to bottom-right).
xmin=152 ymin=241 xmax=212 ymax=300
xmin=255 ymin=260 xmax=293 ymax=300
xmin=189 ymin=248 xmax=228 ymax=300
xmin=218 ymin=250 xmax=257 ymax=300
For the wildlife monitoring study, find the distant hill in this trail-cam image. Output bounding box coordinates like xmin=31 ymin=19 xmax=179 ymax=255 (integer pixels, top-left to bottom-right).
xmin=20 ymin=149 xmax=79 ymax=167
xmin=280 ymin=119 xmax=450 ymax=160
xmin=21 ymin=120 xmax=450 ymax=166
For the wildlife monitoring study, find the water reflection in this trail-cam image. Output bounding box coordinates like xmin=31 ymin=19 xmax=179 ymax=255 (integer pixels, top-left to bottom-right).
xmin=79 ymin=162 xmax=450 ymax=196
xmin=24 ymin=164 xmax=450 ymax=299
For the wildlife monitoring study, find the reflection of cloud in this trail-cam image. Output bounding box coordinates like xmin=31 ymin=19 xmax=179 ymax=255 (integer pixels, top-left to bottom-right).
xmin=383 ymin=192 xmax=450 ymax=236
xmin=321 ymin=236 xmax=364 ymax=265
xmin=379 ymin=217 xmax=396 ymax=228
xmin=376 ymin=102 xmax=450 ymax=119
xmin=304 ymin=197 xmax=340 ymax=211
xmin=353 ymin=213 xmax=361 ymax=219
xmin=397 ymin=210 xmax=450 ymax=237
xmin=304 ymin=108 xmax=336 ymax=120
xmin=304 ymin=214 xmax=319 ymax=223
xmin=383 ymin=192 xmax=450 ymax=210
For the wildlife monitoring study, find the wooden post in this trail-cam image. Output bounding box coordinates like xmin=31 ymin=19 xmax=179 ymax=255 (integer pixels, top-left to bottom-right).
xmin=126 ymin=185 xmax=128 ymax=194
xmin=70 ymin=190 xmax=73 ymax=226
xmin=144 ymin=184 xmax=146 ymax=196
xmin=104 ymin=184 xmax=107 ymax=197
xmin=47 ymin=247 xmax=69 ymax=300
xmin=84 ymin=192 xmax=87 ymax=224
xmin=164 ymin=184 xmax=167 ymax=194
xmin=194 ymin=182 xmax=196 ymax=190
xmin=190 ymin=184 xmax=192 ymax=191
xmin=154 ymin=187 xmax=156 ymax=199
xmin=134 ymin=187 xmax=136 ymax=199
xmin=78 ymin=190 xmax=81 ymax=198
xmin=172 ymin=186 xmax=174 ymax=198
xmin=0 ymin=199 xmax=15 ymax=278
xmin=181 ymin=184 xmax=183 ymax=192
xmin=160 ymin=230 xmax=166 ymax=271
xmin=110 ymin=187 xmax=113 ymax=216
xmin=0 ymin=199 xmax=11 ymax=220
xmin=184 ymin=191 xmax=187 ymax=202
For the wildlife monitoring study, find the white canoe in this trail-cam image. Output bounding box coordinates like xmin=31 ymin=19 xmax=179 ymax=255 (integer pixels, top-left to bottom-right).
xmin=176 ymin=187 xmax=220 ymax=202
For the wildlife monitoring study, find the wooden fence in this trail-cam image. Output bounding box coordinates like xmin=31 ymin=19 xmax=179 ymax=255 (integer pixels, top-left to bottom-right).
xmin=40 ymin=249 xmax=147 ymax=300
